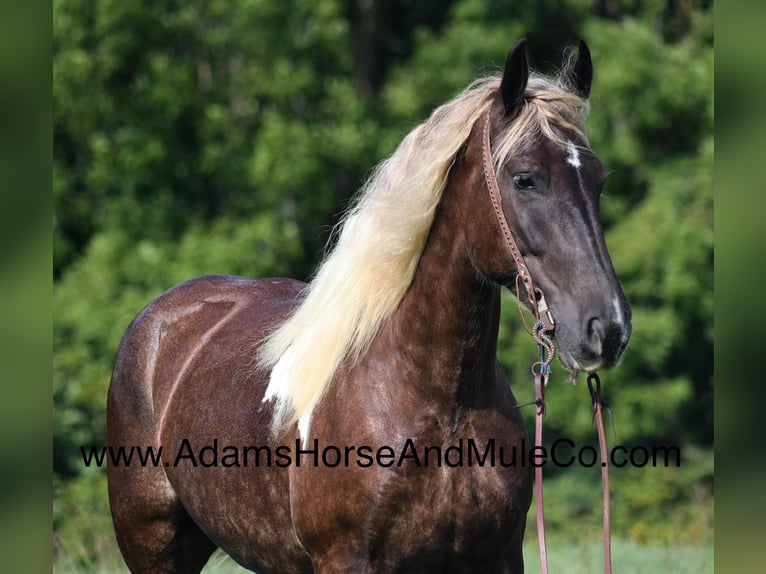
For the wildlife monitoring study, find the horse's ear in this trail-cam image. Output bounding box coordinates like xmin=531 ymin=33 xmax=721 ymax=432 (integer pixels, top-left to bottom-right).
xmin=566 ymin=40 xmax=593 ymax=99
xmin=501 ymin=38 xmax=529 ymax=118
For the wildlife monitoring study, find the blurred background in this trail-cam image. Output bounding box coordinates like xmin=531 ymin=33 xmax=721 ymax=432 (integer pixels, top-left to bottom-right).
xmin=52 ymin=0 xmax=713 ymax=571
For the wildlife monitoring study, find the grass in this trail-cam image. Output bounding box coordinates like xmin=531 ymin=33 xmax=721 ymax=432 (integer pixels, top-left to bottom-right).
xmin=202 ymin=540 xmax=715 ymax=573
xmin=54 ymin=539 xmax=713 ymax=573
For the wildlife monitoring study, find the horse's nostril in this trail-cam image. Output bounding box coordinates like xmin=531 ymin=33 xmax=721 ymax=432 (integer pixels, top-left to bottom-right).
xmin=589 ymin=319 xmax=629 ymax=367
xmin=587 ymin=317 xmax=604 ymax=346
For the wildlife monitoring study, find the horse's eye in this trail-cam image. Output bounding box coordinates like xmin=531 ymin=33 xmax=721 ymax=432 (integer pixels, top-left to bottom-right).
xmin=513 ymin=173 xmax=536 ymax=191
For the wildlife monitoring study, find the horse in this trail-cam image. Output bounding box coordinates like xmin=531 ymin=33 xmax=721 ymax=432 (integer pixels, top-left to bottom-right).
xmin=107 ymin=39 xmax=631 ymax=573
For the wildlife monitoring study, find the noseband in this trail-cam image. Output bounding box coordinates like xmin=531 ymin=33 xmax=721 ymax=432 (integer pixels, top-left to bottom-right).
xmin=480 ymin=111 xmax=613 ymax=574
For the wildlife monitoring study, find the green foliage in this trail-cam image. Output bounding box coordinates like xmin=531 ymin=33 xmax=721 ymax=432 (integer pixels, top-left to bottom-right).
xmin=611 ymin=446 xmax=714 ymax=543
xmin=53 ymin=471 xmax=123 ymax=572
xmin=381 ymin=3 xmax=522 ymax=123
xmin=53 ymin=0 xmax=713 ymax=565
xmin=54 ymin=0 xmax=374 ymax=275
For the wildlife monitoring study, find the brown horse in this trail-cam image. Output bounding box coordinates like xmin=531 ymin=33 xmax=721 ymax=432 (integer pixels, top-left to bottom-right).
xmin=107 ymin=39 xmax=631 ymax=573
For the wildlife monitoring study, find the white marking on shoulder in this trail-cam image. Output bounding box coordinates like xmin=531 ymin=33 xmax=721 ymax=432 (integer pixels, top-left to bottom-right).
xmin=566 ymin=140 xmax=581 ymax=170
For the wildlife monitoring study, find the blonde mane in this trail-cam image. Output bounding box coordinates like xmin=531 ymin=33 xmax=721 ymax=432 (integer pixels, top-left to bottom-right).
xmin=259 ymin=72 xmax=589 ymax=439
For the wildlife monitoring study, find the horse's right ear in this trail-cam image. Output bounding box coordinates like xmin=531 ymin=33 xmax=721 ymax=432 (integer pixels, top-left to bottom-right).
xmin=565 ymin=40 xmax=593 ymax=99
xmin=501 ymin=38 xmax=529 ymax=118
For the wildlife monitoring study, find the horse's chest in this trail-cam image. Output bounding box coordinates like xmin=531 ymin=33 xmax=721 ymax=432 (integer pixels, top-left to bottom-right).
xmin=295 ymin=384 xmax=532 ymax=569
xmin=397 ymin=459 xmax=527 ymax=531
xmin=359 ymin=459 xmax=531 ymax=570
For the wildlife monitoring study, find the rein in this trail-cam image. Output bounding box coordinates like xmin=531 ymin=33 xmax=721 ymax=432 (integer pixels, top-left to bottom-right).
xmin=481 ymin=112 xmax=613 ymax=574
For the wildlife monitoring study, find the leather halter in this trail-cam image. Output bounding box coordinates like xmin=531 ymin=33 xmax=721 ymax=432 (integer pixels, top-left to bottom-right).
xmin=480 ymin=110 xmax=613 ymax=574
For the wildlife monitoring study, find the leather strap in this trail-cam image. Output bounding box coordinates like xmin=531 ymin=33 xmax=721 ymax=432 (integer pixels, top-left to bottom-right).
xmin=481 ymin=113 xmax=555 ymax=332
xmin=534 ymin=371 xmax=549 ymax=574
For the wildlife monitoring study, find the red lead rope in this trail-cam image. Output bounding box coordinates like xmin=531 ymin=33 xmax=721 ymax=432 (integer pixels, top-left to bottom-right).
xmin=533 ymin=370 xmax=549 ymax=574
xmin=532 ymin=369 xmax=613 ymax=574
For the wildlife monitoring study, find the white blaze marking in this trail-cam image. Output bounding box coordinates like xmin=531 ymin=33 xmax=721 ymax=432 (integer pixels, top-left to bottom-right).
xmin=566 ymin=140 xmax=581 ymax=170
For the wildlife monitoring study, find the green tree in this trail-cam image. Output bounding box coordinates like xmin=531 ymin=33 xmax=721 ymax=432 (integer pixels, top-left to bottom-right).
xmin=54 ymin=0 xmax=376 ymax=278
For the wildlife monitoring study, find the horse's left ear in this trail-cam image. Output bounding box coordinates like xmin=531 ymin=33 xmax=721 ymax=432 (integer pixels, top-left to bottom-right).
xmin=565 ymin=40 xmax=593 ymax=99
xmin=501 ymin=38 xmax=529 ymax=118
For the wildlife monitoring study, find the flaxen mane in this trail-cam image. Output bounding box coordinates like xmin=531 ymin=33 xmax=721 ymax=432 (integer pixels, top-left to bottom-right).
xmin=259 ymin=71 xmax=590 ymax=439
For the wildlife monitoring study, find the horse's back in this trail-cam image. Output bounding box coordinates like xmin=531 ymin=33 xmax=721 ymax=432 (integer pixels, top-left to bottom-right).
xmin=110 ymin=274 xmax=304 ymax=421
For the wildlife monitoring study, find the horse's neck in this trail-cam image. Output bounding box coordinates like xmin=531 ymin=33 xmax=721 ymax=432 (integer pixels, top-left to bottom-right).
xmin=385 ymin=163 xmax=502 ymax=404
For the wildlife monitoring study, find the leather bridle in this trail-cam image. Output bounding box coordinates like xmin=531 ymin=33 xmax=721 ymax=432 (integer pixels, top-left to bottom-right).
xmin=481 ymin=111 xmax=613 ymax=574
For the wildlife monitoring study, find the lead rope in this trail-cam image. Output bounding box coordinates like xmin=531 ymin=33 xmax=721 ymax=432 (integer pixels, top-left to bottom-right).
xmin=532 ymin=327 xmax=554 ymax=574
xmin=481 ymin=110 xmax=612 ymax=574
xmin=588 ymin=373 xmax=613 ymax=574
xmin=534 ymin=370 xmax=548 ymax=573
